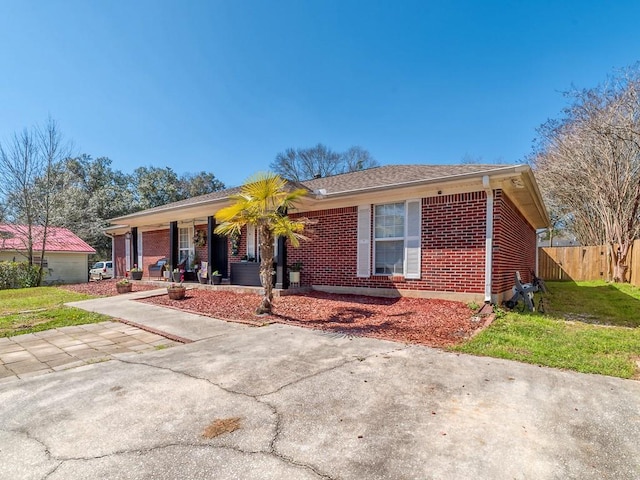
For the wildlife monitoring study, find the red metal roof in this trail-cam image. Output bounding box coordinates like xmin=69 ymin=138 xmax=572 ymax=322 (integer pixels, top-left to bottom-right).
xmin=0 ymin=225 xmax=96 ymax=254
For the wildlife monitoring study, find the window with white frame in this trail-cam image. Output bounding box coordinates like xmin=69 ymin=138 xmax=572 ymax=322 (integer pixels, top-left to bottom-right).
xmin=246 ymin=225 xmax=256 ymax=260
xmin=178 ymin=227 xmax=193 ymax=267
xmin=374 ymin=203 xmax=405 ymax=275
xmin=368 ymin=200 xmax=421 ymax=278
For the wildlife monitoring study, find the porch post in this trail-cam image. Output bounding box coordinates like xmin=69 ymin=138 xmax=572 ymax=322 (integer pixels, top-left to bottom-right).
xmin=207 ymin=216 xmax=215 ymax=283
xmin=275 ymin=236 xmax=287 ymax=289
xmin=131 ymin=227 xmax=138 ymax=268
xmin=169 ymin=221 xmax=178 ymax=270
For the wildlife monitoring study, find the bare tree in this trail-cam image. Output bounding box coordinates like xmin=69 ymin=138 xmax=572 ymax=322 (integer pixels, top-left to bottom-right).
xmin=532 ymin=67 xmax=640 ymax=281
xmin=342 ymin=146 xmax=377 ymax=172
xmin=0 ymin=118 xmax=70 ymax=284
xmin=271 ymin=143 xmax=378 ymax=181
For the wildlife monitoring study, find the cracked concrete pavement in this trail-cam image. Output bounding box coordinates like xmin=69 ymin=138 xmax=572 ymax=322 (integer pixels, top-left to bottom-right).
xmin=1 ymin=296 xmax=639 ymax=479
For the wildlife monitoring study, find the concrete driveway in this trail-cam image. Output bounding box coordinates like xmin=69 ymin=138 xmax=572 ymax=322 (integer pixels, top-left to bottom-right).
xmin=0 ymin=296 xmax=639 ymax=479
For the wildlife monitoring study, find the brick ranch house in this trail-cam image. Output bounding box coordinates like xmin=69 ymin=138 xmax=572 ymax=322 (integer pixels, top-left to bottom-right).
xmin=105 ymin=164 xmax=549 ymax=304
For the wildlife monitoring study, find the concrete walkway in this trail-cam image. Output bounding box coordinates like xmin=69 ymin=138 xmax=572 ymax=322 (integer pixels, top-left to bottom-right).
xmin=65 ymin=288 xmax=247 ymax=342
xmin=0 ymin=321 xmax=179 ymax=382
xmin=1 ymin=292 xmax=639 ymax=479
xmin=0 ymin=288 xmax=212 ymax=383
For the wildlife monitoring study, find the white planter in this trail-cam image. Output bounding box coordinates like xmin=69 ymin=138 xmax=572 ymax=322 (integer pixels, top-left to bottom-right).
xmin=289 ymin=271 xmax=301 ymax=285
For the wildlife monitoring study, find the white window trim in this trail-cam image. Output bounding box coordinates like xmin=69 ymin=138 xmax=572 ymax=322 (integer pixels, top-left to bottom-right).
xmin=404 ymin=199 xmax=421 ymax=279
xmin=357 ymin=205 xmax=371 ymax=277
xmin=246 ymin=225 xmax=256 ymax=260
xmin=178 ymin=226 xmax=194 ymax=269
xmin=137 ymin=232 xmax=143 ymax=270
xmin=372 ymin=200 xmax=421 ymax=279
xmin=125 ymin=235 xmax=131 ymax=272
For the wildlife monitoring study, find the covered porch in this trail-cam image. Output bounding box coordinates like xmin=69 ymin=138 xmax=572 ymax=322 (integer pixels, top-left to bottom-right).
xmin=107 ymin=214 xmax=291 ymax=290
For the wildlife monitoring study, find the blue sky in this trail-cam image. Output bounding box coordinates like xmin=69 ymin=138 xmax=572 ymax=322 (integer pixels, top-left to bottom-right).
xmin=2 ymin=1 xmax=640 ymax=188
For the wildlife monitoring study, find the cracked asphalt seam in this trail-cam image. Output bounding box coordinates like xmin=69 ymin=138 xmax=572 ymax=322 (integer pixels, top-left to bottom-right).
xmin=4 ymin=429 xmax=62 ymax=480
xmin=7 ymin=428 xmax=328 ymax=480
xmin=111 ymin=346 xmax=405 ymax=480
xmin=42 ymin=445 xmax=330 ymax=480
xmin=112 ymin=358 xmax=333 ymax=478
xmin=13 ymin=345 xmax=406 ymax=480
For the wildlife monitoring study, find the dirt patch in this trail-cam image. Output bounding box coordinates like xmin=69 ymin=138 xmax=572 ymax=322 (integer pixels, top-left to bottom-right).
xmin=59 ymin=279 xmax=158 ymax=297
xmin=139 ymin=289 xmax=483 ymax=347
xmin=202 ymin=417 xmax=241 ymax=438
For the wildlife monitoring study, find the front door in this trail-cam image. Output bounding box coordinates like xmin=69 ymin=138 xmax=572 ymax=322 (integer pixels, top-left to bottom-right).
xmin=212 ymin=234 xmax=228 ymax=278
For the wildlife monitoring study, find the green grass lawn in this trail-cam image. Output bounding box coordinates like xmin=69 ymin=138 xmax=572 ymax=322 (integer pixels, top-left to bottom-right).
xmin=543 ymin=281 xmax=640 ymax=327
xmin=0 ymin=287 xmax=110 ymax=337
xmin=453 ymin=281 xmax=640 ymax=379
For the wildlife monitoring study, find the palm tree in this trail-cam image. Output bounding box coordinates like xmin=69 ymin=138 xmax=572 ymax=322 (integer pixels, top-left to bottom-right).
xmin=215 ymin=172 xmax=308 ymax=314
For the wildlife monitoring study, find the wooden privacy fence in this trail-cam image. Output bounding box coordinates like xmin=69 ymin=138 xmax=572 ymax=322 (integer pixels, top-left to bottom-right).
xmin=539 ymin=240 xmax=640 ymax=285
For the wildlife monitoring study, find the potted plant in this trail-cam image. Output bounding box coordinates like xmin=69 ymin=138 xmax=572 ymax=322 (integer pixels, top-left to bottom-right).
xmin=172 ymin=268 xmax=182 ymax=283
xmin=167 ymin=282 xmax=186 ymax=300
xmin=211 ymin=270 xmax=222 ymax=285
xmin=130 ymin=264 xmax=143 ymax=281
xmin=288 ymin=262 xmax=303 ymax=285
xmin=116 ymin=278 xmax=133 ymax=294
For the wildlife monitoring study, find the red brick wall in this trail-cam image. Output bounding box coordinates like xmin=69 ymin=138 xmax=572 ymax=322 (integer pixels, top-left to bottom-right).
xmin=194 ymin=224 xmax=208 ymax=267
xmin=141 ymin=229 xmax=170 ymax=277
xmin=492 ymin=191 xmax=537 ymax=293
xmin=288 ymin=207 xmax=359 ymax=287
xmin=289 ymin=192 xmax=488 ymax=294
xmin=229 ymin=225 xmax=247 ymax=265
xmin=422 ymin=192 xmax=486 ymax=293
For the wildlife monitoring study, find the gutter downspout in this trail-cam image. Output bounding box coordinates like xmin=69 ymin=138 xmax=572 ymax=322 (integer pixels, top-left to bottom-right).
xmin=483 ymin=176 xmax=494 ymax=304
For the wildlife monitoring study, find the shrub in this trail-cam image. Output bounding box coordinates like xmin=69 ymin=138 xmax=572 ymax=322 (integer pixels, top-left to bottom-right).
xmin=0 ymin=261 xmax=42 ymax=289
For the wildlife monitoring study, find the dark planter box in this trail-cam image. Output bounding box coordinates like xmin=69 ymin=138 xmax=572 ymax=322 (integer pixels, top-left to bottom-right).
xmin=230 ymin=262 xmax=261 ymax=286
xmin=211 ymin=274 xmax=222 ymax=285
xmin=130 ymin=271 xmax=143 ymax=281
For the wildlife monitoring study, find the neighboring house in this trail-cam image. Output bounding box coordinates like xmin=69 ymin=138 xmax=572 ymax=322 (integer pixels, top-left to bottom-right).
xmin=538 ymin=234 xmax=579 ymax=248
xmin=0 ymin=225 xmax=96 ymax=284
xmin=105 ymin=164 xmax=549 ymax=304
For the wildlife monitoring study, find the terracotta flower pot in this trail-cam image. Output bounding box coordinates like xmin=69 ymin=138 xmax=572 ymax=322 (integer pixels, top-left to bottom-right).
xmin=167 ymin=286 xmax=186 ymax=300
xmin=116 ymin=283 xmax=132 ymax=294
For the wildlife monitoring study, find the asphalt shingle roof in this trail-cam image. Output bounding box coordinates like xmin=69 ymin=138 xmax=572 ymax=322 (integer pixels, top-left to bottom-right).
xmin=299 ymin=164 xmax=508 ymax=194
xmin=111 ymin=164 xmax=512 ymax=221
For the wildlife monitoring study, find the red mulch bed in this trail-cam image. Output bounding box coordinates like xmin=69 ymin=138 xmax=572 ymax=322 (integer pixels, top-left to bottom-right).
xmin=139 ymin=289 xmax=484 ymax=347
xmin=59 ymin=281 xmax=485 ymax=347
xmin=59 ymin=279 xmax=159 ymax=296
